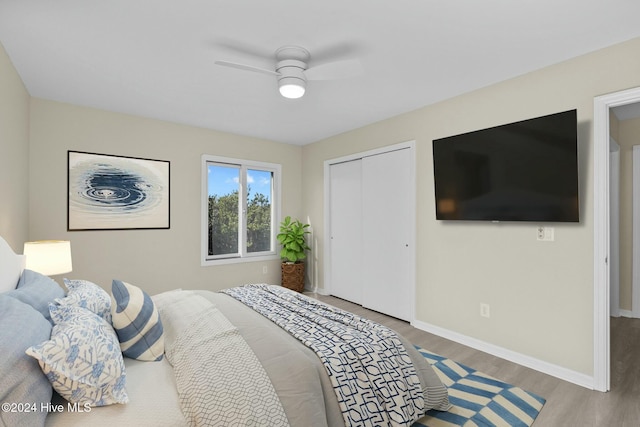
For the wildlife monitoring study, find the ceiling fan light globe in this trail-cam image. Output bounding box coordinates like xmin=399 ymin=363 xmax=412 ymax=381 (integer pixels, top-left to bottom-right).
xmin=278 ymin=77 xmax=306 ymax=99
xmin=279 ymin=84 xmax=305 ymax=99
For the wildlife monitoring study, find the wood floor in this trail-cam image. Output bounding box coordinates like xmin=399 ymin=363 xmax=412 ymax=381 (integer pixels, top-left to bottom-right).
xmin=312 ymin=294 xmax=640 ymax=427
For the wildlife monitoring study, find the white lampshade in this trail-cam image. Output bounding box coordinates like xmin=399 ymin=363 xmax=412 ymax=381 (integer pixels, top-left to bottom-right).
xmin=23 ymin=240 xmax=73 ymax=276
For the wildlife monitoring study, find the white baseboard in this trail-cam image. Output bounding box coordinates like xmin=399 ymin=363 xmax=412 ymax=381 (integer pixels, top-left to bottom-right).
xmin=411 ymin=319 xmax=595 ymax=390
xmin=618 ymin=309 xmax=635 ymax=318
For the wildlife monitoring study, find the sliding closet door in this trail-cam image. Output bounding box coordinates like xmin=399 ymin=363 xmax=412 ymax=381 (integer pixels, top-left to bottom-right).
xmin=329 ymin=160 xmax=363 ymax=304
xmin=362 ymin=148 xmax=412 ymax=320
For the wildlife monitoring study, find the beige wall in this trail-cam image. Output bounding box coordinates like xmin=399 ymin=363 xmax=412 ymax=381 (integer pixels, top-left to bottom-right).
xmin=6 ymin=27 xmax=640 ymax=382
xmin=302 ymin=37 xmax=640 ymax=377
xmin=0 ymin=42 xmax=30 ymax=252
xmin=617 ymin=117 xmax=640 ymax=311
xmin=28 ymin=99 xmax=303 ymax=293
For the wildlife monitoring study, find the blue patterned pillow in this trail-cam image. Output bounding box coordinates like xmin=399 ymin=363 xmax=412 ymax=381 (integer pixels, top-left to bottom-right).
xmin=26 ymin=304 xmax=128 ymax=406
xmin=111 ymin=279 xmax=164 ymax=361
xmin=6 ymin=269 xmax=65 ymax=323
xmin=58 ymin=278 xmax=112 ymax=323
xmin=0 ymin=296 xmax=52 ymax=427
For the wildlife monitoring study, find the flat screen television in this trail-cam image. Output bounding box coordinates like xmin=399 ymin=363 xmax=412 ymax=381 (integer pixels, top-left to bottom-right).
xmin=432 ymin=109 xmax=579 ymax=222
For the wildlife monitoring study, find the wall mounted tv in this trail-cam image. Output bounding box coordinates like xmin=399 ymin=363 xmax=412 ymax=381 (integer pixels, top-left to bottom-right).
xmin=432 ymin=109 xmax=579 ymax=222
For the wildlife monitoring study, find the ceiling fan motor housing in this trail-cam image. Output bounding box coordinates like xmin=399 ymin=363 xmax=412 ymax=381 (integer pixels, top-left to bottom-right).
xmin=275 ymin=47 xmax=310 ymax=98
xmin=277 ymin=59 xmax=307 ymax=85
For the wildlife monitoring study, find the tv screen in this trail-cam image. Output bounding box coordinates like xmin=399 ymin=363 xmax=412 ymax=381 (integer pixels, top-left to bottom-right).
xmin=432 ymin=109 xmax=579 ymax=222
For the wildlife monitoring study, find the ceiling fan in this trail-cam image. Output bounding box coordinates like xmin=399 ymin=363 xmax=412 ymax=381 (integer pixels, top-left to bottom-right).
xmin=214 ymin=45 xmax=362 ymax=99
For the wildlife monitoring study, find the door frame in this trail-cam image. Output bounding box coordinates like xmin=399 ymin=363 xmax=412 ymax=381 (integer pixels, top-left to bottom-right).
xmin=609 ymin=137 xmax=620 ymax=317
xmin=609 ymin=138 xmax=620 ymax=319
xmin=633 ymin=146 xmax=640 ymax=318
xmin=594 ymin=86 xmax=640 ymax=392
xmin=323 ymin=141 xmax=416 ymax=319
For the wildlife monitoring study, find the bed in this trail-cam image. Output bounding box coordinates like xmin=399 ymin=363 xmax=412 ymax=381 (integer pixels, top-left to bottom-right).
xmin=0 ymin=236 xmax=449 ymax=427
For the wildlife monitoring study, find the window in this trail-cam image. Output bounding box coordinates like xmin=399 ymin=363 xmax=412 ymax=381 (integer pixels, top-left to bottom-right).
xmin=201 ymin=155 xmax=281 ymax=265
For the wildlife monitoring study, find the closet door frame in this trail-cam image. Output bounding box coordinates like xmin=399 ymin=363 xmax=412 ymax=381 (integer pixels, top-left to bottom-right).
xmin=323 ymin=140 xmax=416 ymax=321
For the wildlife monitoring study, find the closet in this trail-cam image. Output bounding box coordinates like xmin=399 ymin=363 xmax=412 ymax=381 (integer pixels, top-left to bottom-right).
xmin=327 ymin=143 xmax=414 ymax=321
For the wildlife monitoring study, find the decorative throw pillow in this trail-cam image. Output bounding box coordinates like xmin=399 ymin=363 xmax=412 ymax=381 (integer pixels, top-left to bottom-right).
xmin=0 ymin=296 xmax=52 ymax=427
xmin=58 ymin=278 xmax=112 ymax=323
xmin=6 ymin=269 xmax=65 ymax=323
xmin=26 ymin=304 xmax=128 ymax=407
xmin=111 ymin=279 xmax=164 ymax=361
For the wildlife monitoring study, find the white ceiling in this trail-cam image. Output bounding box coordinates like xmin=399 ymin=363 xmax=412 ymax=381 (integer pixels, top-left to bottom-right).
xmin=612 ymin=102 xmax=640 ymax=121
xmin=1 ymin=1 xmax=640 ymax=145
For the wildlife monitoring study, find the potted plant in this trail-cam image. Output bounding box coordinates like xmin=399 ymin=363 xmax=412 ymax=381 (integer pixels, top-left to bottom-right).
xmin=277 ymin=216 xmax=310 ymax=292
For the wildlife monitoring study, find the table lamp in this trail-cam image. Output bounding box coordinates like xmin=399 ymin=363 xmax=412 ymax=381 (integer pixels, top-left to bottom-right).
xmin=23 ymin=240 xmax=73 ymax=276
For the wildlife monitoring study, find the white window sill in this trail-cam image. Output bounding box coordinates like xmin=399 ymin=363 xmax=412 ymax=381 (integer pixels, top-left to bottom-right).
xmin=201 ymin=254 xmax=280 ymax=267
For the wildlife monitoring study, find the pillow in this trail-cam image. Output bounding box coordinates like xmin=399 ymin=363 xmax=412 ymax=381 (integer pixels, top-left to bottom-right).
xmin=58 ymin=278 xmax=112 ymax=323
xmin=111 ymin=279 xmax=164 ymax=361
xmin=0 ymin=237 xmax=23 ymax=293
xmin=0 ymin=296 xmax=52 ymax=427
xmin=5 ymin=269 xmax=65 ymax=323
xmin=26 ymin=304 xmax=128 ymax=407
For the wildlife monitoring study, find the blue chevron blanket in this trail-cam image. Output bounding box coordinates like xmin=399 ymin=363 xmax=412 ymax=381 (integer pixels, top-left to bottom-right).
xmin=223 ymin=284 xmax=449 ymax=427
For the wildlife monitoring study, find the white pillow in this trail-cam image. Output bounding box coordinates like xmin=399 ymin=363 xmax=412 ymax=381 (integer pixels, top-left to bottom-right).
xmin=111 ymin=280 xmax=164 ymax=361
xmin=26 ymin=304 xmax=129 ymax=406
xmin=58 ymin=279 xmax=112 ymax=323
xmin=0 ymin=237 xmax=24 ymax=293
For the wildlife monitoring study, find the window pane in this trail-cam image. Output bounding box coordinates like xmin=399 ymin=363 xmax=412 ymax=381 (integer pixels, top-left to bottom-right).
xmin=202 ymin=154 xmax=280 ymax=265
xmin=207 ymin=164 xmax=239 ymax=256
xmin=246 ymin=169 xmax=273 ymax=253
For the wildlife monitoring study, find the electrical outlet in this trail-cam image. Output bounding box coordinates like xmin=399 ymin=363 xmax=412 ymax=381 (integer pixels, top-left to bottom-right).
xmin=537 ymin=226 xmax=554 ymax=241
xmin=262 ymin=265 xmax=268 ymax=274
xmin=480 ymin=303 xmax=490 ymax=318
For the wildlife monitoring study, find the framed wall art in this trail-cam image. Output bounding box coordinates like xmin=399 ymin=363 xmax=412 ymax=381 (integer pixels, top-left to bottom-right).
xmin=68 ymin=151 xmax=170 ymax=231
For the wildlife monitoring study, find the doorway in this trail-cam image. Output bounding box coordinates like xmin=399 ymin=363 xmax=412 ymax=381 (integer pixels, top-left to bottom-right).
xmin=594 ymin=86 xmax=640 ymax=392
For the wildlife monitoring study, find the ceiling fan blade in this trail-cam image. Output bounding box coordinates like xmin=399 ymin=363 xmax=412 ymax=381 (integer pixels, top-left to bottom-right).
xmin=214 ymin=60 xmax=279 ymax=77
xmin=310 ymin=42 xmax=363 ymax=64
xmin=305 ymin=59 xmax=363 ymax=81
xmin=210 ymin=38 xmax=273 ymax=60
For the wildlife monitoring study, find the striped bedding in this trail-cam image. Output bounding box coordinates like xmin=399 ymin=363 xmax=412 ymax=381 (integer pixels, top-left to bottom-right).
xmin=223 ymin=284 xmax=450 ymax=427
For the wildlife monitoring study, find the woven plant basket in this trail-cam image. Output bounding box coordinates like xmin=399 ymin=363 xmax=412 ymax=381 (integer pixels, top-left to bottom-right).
xmin=281 ymin=262 xmax=305 ymax=292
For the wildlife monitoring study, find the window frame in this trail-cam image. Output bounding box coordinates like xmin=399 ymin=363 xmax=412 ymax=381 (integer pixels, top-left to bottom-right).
xmin=201 ymin=154 xmax=281 ymax=266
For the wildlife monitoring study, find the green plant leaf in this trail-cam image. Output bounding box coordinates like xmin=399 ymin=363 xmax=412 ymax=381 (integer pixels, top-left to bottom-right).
xmin=278 ymin=216 xmax=311 ymax=262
